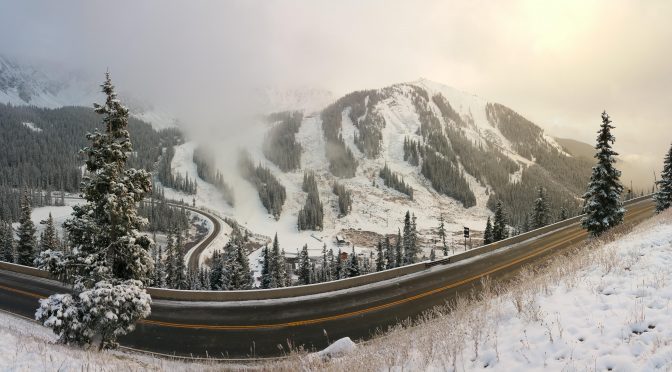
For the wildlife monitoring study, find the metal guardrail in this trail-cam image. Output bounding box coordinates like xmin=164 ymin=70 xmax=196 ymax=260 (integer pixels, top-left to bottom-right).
xmin=0 ymin=195 xmax=654 ymax=302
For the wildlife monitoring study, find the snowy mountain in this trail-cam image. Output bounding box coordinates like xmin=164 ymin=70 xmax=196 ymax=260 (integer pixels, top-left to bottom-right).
xmin=0 ymin=55 xmax=177 ymax=129
xmin=167 ymin=79 xmax=593 ymax=258
xmin=0 ymin=55 xmax=100 ymax=108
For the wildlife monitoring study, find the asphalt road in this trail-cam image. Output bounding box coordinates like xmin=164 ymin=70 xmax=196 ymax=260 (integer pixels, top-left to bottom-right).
xmin=0 ymin=199 xmax=655 ymax=358
xmin=64 ymin=196 xmax=221 ymax=271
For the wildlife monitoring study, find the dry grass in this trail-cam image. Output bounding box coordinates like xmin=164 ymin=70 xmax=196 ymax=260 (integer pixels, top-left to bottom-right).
xmin=249 ymin=209 xmax=671 ymax=371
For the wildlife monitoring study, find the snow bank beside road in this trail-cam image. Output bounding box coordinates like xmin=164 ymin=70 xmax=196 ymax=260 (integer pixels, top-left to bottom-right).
xmin=267 ymin=210 xmax=672 ymax=371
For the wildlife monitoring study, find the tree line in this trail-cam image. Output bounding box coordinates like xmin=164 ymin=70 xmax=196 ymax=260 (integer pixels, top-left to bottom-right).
xmin=263 ymin=111 xmax=303 ymax=172
xmin=332 ymin=182 xmax=353 ymax=217
xmin=0 ymin=102 xmax=180 ymax=193
xmin=156 ymin=145 xmax=197 ymax=194
xmin=238 ymin=150 xmax=286 ymax=220
xmin=379 ymin=164 xmax=413 ymax=199
xmin=298 ymin=171 xmax=324 ymax=231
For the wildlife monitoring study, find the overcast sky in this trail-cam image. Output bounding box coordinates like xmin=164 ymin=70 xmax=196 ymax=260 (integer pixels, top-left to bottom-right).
xmin=1 ymin=0 xmax=670 ymax=168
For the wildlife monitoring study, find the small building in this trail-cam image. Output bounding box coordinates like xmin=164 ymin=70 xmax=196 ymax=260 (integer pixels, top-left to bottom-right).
xmin=335 ymin=235 xmax=347 ymax=246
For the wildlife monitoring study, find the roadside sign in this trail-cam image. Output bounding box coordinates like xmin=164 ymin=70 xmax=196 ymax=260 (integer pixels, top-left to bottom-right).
xmin=463 ymin=227 xmax=470 ymax=238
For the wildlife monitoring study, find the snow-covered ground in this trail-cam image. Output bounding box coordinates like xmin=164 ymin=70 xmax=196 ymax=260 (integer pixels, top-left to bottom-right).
xmin=2 ymin=211 xmax=668 ymax=371
xmin=0 ymin=311 xmax=229 ymax=371
xmin=266 ymin=210 xmax=672 ymax=371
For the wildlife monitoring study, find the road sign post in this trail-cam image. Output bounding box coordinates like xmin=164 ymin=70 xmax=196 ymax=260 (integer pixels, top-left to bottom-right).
xmin=463 ymin=227 xmax=470 ymax=250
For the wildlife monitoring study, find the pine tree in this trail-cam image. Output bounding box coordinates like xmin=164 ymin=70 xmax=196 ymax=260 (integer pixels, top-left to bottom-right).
xmin=17 ymin=190 xmax=36 ymax=266
xmin=531 ymin=186 xmax=550 ymax=229
xmin=375 ymin=240 xmax=385 ymax=271
xmin=320 ymin=244 xmax=330 ymax=282
xmin=269 ymin=234 xmax=283 ymax=288
xmin=36 ymin=73 xmax=152 ymax=349
xmin=403 ymin=211 xmax=419 ymax=264
xmin=230 ymin=243 xmax=252 ymax=290
xmin=0 ymin=221 xmax=14 ymax=263
xmin=402 ymin=211 xmax=412 ymax=264
xmin=429 ymin=248 xmax=436 ymax=261
xmin=654 ymin=143 xmax=672 ymax=213
xmin=581 ymin=111 xmax=625 ymax=236
xmin=335 ymin=248 xmax=343 ymax=279
xmin=385 ymin=235 xmax=395 ymax=269
xmin=39 ymin=213 xmax=60 ymax=253
xmin=172 ymin=231 xmax=188 ymax=290
xmin=559 ymin=207 xmax=568 ymax=221
xmin=483 ymin=216 xmax=494 ymax=245
xmin=279 ymin=248 xmax=289 ymax=287
xmin=153 ymin=245 xmax=166 ymax=288
xmin=327 ymin=248 xmax=336 ymax=281
xmin=492 ymin=201 xmax=509 ymax=242
xmin=437 ymin=214 xmax=447 ymax=255
xmin=395 ymin=229 xmax=403 ymax=267
xmin=209 ymin=250 xmax=226 ymax=290
xmin=261 ymin=245 xmax=272 ymax=289
xmin=164 ymin=229 xmax=176 ymax=288
xmin=297 ymin=244 xmax=311 ymax=285
xmin=347 ymin=247 xmax=360 ymax=277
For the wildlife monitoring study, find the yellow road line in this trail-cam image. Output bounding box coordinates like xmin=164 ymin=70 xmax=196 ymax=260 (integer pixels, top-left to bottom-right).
xmin=0 ymin=283 xmax=45 ymax=299
xmin=0 ymin=204 xmax=653 ymax=331
xmin=142 ymin=229 xmax=588 ymax=330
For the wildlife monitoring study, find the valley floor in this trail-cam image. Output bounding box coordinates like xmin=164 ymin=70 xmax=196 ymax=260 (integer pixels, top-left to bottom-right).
xmin=1 ymin=210 xmax=670 ymax=371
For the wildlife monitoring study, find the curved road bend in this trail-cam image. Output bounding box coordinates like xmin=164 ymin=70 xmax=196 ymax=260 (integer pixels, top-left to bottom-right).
xmin=63 ymin=196 xmax=222 ymax=271
xmin=0 ymin=198 xmax=655 ymax=358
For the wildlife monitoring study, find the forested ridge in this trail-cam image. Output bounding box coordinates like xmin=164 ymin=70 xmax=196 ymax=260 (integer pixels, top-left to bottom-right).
xmin=0 ymin=103 xmax=181 ymax=192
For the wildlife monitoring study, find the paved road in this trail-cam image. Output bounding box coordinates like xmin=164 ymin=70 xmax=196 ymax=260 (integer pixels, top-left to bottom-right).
xmin=0 ymin=198 xmax=655 ymax=358
xmin=63 ymin=196 xmax=221 ymax=271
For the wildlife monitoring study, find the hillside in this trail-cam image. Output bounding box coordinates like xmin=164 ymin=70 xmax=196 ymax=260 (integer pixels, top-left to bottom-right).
xmin=167 ymin=79 xmax=594 ymax=260
xmin=556 ymin=137 xmax=655 ymax=192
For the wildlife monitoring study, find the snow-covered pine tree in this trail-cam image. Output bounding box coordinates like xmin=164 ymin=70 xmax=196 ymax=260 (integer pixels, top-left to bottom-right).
xmin=199 ymin=267 xmax=211 ymax=289
xmin=402 ymin=211 xmax=412 ymax=264
xmin=395 ymin=229 xmax=403 ymax=267
xmin=164 ymin=229 xmax=176 ymax=288
xmin=403 ymin=212 xmax=419 ymax=264
xmin=335 ymin=248 xmax=343 ymax=279
xmin=269 ymin=234 xmax=283 ymax=288
xmin=310 ymin=260 xmax=318 ymax=283
xmin=209 ymin=250 xmax=225 ymax=290
xmin=531 ymin=186 xmax=550 ymax=229
xmin=261 ymin=245 xmax=271 ymax=289
xmin=581 ymin=111 xmax=625 ymax=236
xmin=654 ymin=142 xmax=672 ymax=213
xmin=297 ymin=244 xmax=311 ymax=285
xmin=1 ymin=221 xmax=14 ymax=262
xmin=492 ymin=201 xmax=508 ymax=242
xmin=320 ymin=244 xmax=330 ymax=282
xmin=172 ymin=231 xmax=188 ymax=290
xmin=438 ymin=214 xmax=447 ymax=255
xmin=376 ymin=240 xmax=385 ymax=272
xmin=230 ymin=243 xmax=252 ymax=290
xmin=429 ymin=248 xmax=436 ymax=261
xmin=483 ymin=216 xmax=494 ymax=245
xmin=39 ymin=213 xmax=60 ymax=253
xmin=327 ymin=248 xmax=336 ymax=281
xmin=348 ymin=247 xmax=360 ymax=277
xmin=17 ymin=190 xmax=36 ymax=266
xmin=559 ymin=207 xmax=568 ymax=221
xmin=385 ymin=235 xmax=395 ymax=269
xmin=36 ymin=73 xmax=153 ymax=350
xmin=279 ymin=248 xmax=290 ymax=287
xmin=153 ymin=245 xmax=166 ymax=288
